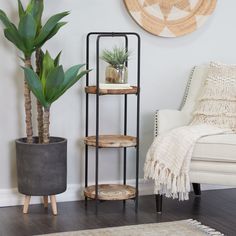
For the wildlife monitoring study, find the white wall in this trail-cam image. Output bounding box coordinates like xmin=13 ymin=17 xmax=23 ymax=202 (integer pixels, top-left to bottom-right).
xmin=0 ymin=0 xmax=235 ymax=197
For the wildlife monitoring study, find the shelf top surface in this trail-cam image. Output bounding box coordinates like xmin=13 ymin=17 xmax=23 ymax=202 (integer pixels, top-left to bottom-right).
xmin=84 ymin=184 xmax=136 ymax=200
xmin=84 ymin=135 xmax=137 ymax=148
xmin=85 ymin=86 xmax=138 ymax=95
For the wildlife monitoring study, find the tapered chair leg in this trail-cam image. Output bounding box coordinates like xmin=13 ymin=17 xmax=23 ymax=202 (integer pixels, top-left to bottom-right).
xmin=23 ymin=195 xmax=31 ymax=214
xmin=155 ymin=194 xmax=163 ymax=213
xmin=192 ymin=183 xmax=201 ymax=196
xmin=43 ymin=196 xmax=48 ymax=208
xmin=50 ymin=195 xmax=58 ymax=215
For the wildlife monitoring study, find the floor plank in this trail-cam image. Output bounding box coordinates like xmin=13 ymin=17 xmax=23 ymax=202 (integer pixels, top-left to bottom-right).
xmin=0 ymin=189 xmax=235 ymax=236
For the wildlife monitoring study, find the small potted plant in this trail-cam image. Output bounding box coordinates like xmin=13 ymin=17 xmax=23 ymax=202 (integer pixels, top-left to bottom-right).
xmin=101 ymin=46 xmax=130 ymax=84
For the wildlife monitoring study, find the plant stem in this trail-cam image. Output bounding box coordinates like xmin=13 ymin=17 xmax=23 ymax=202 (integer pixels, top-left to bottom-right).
xmin=36 ymin=49 xmax=44 ymax=143
xmin=24 ymin=58 xmax=33 ymax=144
xmin=43 ymin=107 xmax=50 ymax=144
xmin=37 ymin=100 xmax=44 ymax=143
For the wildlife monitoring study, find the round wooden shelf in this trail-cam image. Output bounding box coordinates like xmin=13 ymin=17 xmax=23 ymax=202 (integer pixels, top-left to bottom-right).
xmin=84 ymin=184 xmax=136 ymax=200
xmin=84 ymin=135 xmax=136 ymax=148
xmin=85 ymin=86 xmax=138 ymax=95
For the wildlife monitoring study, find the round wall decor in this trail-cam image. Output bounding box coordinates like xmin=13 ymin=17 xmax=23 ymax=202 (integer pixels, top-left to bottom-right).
xmin=124 ymin=0 xmax=217 ymax=37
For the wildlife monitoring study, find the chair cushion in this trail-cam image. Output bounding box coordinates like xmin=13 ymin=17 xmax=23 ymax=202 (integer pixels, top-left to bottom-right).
xmin=192 ymin=133 xmax=236 ymax=162
xmin=190 ymin=160 xmax=236 ymax=185
xmin=191 ymin=62 xmax=236 ymax=130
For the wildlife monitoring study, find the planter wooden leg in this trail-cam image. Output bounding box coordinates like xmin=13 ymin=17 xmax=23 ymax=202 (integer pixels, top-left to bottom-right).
xmin=50 ymin=195 xmax=58 ymax=215
xmin=23 ymin=195 xmax=31 ymax=214
xmin=43 ymin=196 xmax=48 ymax=208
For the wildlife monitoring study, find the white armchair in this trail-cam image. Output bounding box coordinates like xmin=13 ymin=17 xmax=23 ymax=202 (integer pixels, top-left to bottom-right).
xmin=155 ymin=65 xmax=236 ymax=212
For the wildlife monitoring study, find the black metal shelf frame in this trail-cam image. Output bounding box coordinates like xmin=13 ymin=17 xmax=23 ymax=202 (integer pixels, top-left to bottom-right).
xmin=85 ymin=32 xmax=141 ymax=212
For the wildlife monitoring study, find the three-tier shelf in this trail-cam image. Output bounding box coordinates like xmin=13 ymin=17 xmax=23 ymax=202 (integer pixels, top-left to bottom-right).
xmin=84 ymin=32 xmax=141 ymax=211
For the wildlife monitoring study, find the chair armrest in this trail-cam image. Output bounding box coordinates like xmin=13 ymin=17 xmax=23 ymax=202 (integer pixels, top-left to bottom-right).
xmin=155 ymin=109 xmax=191 ymax=136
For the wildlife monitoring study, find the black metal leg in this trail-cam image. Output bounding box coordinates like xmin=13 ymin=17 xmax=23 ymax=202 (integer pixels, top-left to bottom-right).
xmin=135 ymin=35 xmax=141 ymax=213
xmin=123 ymin=94 xmax=128 ymax=208
xmin=85 ymin=145 xmax=88 ymax=207
xmin=155 ymin=194 xmax=163 ymax=213
xmin=192 ymin=183 xmax=201 ymax=196
xmin=95 ymin=36 xmax=101 ymax=214
xmin=135 ymin=144 xmax=139 ymax=213
xmin=85 ymin=34 xmax=90 ymax=208
xmin=123 ymin=148 xmax=126 ymax=207
xmin=95 ymin=151 xmax=99 ymax=213
xmin=123 ymin=36 xmax=128 ymax=208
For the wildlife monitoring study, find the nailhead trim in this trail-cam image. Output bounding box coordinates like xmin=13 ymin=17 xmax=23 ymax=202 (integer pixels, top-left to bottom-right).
xmin=154 ymin=67 xmax=196 ymax=137
xmin=179 ymin=66 xmax=196 ymax=110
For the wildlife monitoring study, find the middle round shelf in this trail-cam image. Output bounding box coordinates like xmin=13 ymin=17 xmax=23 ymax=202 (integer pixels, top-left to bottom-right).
xmin=84 ymin=135 xmax=137 ymax=148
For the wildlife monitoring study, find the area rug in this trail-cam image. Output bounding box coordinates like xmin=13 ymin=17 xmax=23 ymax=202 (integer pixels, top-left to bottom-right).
xmin=39 ymin=219 xmax=224 ymax=236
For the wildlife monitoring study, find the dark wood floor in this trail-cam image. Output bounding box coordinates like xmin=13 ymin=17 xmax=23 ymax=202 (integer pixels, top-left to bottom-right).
xmin=0 ymin=189 xmax=236 ymax=236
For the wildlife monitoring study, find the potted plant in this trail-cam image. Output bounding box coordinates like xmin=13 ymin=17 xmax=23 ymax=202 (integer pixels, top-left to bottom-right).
xmin=0 ymin=1 xmax=90 ymax=215
xmin=101 ymin=46 xmax=130 ymax=84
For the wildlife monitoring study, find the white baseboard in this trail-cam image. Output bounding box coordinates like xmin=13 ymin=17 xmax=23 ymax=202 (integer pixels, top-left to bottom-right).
xmin=0 ymin=179 xmax=233 ymax=207
xmin=0 ymin=179 xmax=151 ymax=207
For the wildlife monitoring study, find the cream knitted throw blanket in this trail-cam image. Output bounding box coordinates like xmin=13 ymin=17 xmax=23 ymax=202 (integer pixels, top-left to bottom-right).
xmin=144 ymin=125 xmax=227 ymax=201
xmin=144 ymin=62 xmax=236 ymax=201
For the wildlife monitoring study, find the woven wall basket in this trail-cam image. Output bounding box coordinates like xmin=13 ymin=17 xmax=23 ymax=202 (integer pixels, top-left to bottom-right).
xmin=124 ymin=0 xmax=217 ymax=37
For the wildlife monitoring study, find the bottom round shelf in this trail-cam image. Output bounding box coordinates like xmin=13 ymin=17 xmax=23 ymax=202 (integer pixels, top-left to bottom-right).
xmin=84 ymin=184 xmax=136 ymax=201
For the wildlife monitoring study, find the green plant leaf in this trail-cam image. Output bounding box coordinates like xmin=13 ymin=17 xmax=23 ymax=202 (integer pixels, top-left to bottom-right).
xmin=23 ymin=66 xmax=48 ymax=108
xmin=0 ymin=9 xmax=13 ymax=28
xmin=56 ymin=64 xmax=85 ymax=97
xmin=17 ymin=0 xmax=25 ymax=18
xmin=43 ymin=51 xmax=55 ymax=72
xmin=45 ymin=21 xmax=67 ymax=43
xmin=35 ymin=21 xmax=67 ymax=48
xmin=26 ymin=0 xmax=44 ymax=31
xmin=54 ymin=51 xmax=62 ymax=67
xmin=51 ymin=66 xmax=90 ymax=103
xmin=18 ymin=13 xmax=37 ymax=55
xmin=68 ymin=69 xmax=91 ymax=91
xmin=45 ymin=66 xmax=65 ymax=103
xmin=41 ymin=50 xmax=55 ymax=90
xmin=100 ymin=46 xmax=130 ymax=67
xmin=4 ymin=27 xmax=25 ymax=51
xmin=34 ymin=12 xmax=69 ymax=47
xmin=62 ymin=64 xmax=85 ymax=86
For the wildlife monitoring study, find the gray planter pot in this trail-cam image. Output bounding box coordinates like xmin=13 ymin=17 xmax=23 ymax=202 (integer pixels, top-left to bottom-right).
xmin=16 ymin=137 xmax=67 ymax=196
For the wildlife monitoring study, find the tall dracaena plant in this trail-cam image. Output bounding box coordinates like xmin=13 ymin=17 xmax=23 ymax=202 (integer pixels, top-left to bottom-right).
xmin=0 ymin=0 xmax=68 ymax=143
xmin=23 ymin=51 xmax=91 ymax=144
